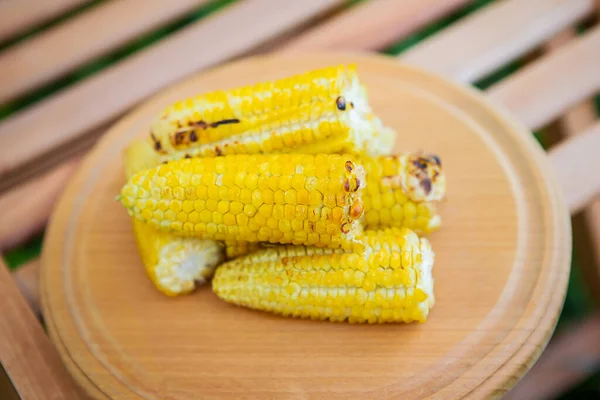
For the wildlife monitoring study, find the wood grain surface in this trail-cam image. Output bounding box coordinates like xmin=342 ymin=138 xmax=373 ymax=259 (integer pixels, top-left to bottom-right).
xmin=40 ymin=53 xmax=571 ymax=399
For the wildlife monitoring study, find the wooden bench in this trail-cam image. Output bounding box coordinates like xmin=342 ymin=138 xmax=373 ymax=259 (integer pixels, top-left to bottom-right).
xmin=1 ymin=0 xmax=599 ymax=398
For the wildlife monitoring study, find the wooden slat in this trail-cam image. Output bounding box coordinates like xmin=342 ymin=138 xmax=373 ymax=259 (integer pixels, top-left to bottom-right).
xmin=548 ymin=121 xmax=600 ymax=214
xmin=280 ymin=0 xmax=470 ymax=52
xmin=0 ymin=0 xmax=344 ymax=183
xmin=0 ymin=0 xmax=90 ymax=43
xmin=12 ymin=259 xmax=41 ymax=317
xmin=0 ymin=0 xmax=210 ymax=104
xmin=0 ymin=158 xmax=80 ymax=252
xmin=487 ymin=25 xmax=600 ymax=130
xmin=0 ymin=258 xmax=82 ymax=399
xmin=400 ymin=0 xmax=593 ymax=83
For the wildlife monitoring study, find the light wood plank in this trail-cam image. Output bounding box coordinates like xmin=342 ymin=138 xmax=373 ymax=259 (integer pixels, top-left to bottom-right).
xmin=547 ymin=121 xmax=600 ymax=214
xmin=487 ymin=25 xmax=600 ymax=130
xmin=281 ymin=0 xmax=470 ymax=52
xmin=0 ymin=258 xmax=82 ymax=399
xmin=0 ymin=158 xmax=80 ymax=251
xmin=400 ymin=0 xmax=593 ymax=83
xmin=0 ymin=0 xmax=210 ymax=104
xmin=0 ymin=0 xmax=90 ymax=43
xmin=12 ymin=259 xmax=41 ymax=317
xmin=0 ymin=0 xmax=344 ymax=182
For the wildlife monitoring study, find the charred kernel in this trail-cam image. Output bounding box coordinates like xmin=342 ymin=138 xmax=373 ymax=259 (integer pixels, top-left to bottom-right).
xmin=345 ymin=161 xmax=354 ymax=173
xmin=189 ymin=131 xmax=197 ymax=142
xmin=343 ymin=179 xmax=351 ymax=192
xmin=340 ymin=222 xmax=351 ymax=234
xmin=350 ymin=200 xmax=364 ymax=219
xmin=353 ymin=178 xmax=361 ymax=192
xmin=421 ymin=178 xmax=432 ymax=195
xmin=336 ymin=96 xmax=346 ymax=111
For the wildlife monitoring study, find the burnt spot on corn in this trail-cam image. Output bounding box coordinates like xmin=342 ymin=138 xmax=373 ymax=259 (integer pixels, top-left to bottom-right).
xmin=345 ymin=161 xmax=354 ymax=173
xmin=353 ymin=178 xmax=361 ymax=192
xmin=350 ymin=101 xmax=355 ymax=109
xmin=210 ymin=118 xmax=240 ymax=128
xmin=432 ymin=154 xmax=442 ymax=166
xmin=336 ymin=96 xmax=346 ymax=111
xmin=340 ymin=222 xmax=351 ymax=234
xmin=170 ymin=119 xmax=241 ymax=147
xmin=190 ymin=120 xmax=208 ymax=129
xmin=184 ymin=154 xmax=191 ymax=159
xmin=151 ymin=133 xmax=162 ymax=151
xmin=215 ymin=146 xmax=222 ymax=156
xmin=282 ymin=257 xmax=289 ymax=266
xmin=344 ymin=179 xmax=351 ymax=192
xmin=413 ymin=159 xmax=429 ymax=170
xmin=421 ymin=178 xmax=432 ymax=195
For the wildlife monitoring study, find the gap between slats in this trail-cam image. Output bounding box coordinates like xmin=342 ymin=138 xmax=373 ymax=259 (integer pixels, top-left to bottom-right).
xmin=0 ymin=0 xmax=211 ymax=105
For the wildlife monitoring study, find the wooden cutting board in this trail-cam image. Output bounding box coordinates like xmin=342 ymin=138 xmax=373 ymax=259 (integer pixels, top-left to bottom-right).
xmin=40 ymin=53 xmax=571 ymax=400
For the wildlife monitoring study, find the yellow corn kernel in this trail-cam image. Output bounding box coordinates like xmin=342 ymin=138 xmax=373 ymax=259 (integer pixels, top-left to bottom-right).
xmin=119 ymin=154 xmax=366 ymax=249
xmin=212 ymin=227 xmax=435 ymax=324
xmin=148 ymin=65 xmax=395 ymax=162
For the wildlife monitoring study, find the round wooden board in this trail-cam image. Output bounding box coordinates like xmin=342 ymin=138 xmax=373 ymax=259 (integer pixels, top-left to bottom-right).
xmin=41 ymin=53 xmax=571 ymax=400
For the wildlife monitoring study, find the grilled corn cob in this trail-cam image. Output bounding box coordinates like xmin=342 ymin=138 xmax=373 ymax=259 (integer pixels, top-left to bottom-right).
xmin=119 ymin=153 xmax=366 ymax=249
xmin=124 ymin=140 xmax=225 ymax=296
xmin=212 ymin=227 xmax=435 ymax=324
xmin=149 ymin=65 xmax=395 ymax=161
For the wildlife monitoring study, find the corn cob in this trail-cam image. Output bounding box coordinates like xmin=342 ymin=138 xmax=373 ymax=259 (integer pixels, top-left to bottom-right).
xmin=148 ymin=65 xmax=395 ymax=161
xmin=212 ymin=227 xmax=435 ymax=324
xmin=118 ymin=153 xmax=366 ymax=249
xmin=124 ymin=140 xmax=225 ymax=296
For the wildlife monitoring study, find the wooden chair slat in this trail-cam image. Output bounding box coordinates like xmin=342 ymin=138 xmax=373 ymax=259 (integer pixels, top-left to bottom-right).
xmin=0 ymin=0 xmax=345 ymax=185
xmin=12 ymin=259 xmax=41 ymax=317
xmin=547 ymin=121 xmax=600 ymax=214
xmin=487 ymin=25 xmax=600 ymax=130
xmin=0 ymin=0 xmax=90 ymax=44
xmin=0 ymin=258 xmax=82 ymax=399
xmin=0 ymin=0 xmax=211 ymax=105
xmin=280 ymin=0 xmax=470 ymax=52
xmin=0 ymin=158 xmax=80 ymax=252
xmin=400 ymin=0 xmax=593 ymax=83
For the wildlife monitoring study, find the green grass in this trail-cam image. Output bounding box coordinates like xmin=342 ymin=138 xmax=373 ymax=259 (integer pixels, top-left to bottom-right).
xmin=2 ymin=0 xmax=599 ymax=396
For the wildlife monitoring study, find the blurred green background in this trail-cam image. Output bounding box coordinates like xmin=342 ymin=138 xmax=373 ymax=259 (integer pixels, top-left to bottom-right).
xmin=1 ymin=0 xmax=599 ymax=397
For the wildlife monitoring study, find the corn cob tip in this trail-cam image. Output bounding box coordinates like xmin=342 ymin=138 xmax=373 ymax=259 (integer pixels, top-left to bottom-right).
xmin=380 ymin=152 xmax=445 ymax=203
xmin=212 ymin=227 xmax=435 ymax=324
